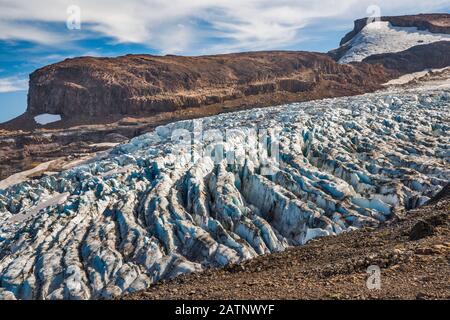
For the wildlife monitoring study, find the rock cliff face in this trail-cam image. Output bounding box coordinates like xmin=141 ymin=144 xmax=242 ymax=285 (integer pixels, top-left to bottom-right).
xmin=26 ymin=52 xmax=391 ymax=121
xmin=24 ymin=43 xmax=450 ymax=127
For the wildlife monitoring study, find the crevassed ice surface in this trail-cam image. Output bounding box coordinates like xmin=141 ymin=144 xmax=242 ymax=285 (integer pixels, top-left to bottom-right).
xmin=339 ymin=21 xmax=450 ymax=63
xmin=0 ymin=85 xmax=449 ymax=300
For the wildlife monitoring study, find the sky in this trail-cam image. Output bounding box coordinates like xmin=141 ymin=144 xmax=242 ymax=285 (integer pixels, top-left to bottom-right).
xmin=0 ymin=0 xmax=449 ymax=123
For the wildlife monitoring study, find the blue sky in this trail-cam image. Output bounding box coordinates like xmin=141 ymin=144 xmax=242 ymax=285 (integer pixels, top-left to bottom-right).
xmin=0 ymin=0 xmax=449 ymax=123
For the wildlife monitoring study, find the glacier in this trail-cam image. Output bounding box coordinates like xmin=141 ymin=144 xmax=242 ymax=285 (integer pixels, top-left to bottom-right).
xmin=34 ymin=114 xmax=62 ymax=125
xmin=0 ymin=83 xmax=449 ymax=300
xmin=339 ymin=21 xmax=450 ymax=63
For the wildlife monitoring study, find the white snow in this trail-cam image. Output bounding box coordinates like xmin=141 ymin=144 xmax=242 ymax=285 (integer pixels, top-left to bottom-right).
xmin=339 ymin=21 xmax=450 ymax=63
xmin=34 ymin=113 xmax=62 ymax=125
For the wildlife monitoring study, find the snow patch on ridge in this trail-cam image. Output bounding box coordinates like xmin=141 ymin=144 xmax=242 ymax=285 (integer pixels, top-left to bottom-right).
xmin=339 ymin=21 xmax=450 ymax=63
xmin=34 ymin=113 xmax=61 ymax=125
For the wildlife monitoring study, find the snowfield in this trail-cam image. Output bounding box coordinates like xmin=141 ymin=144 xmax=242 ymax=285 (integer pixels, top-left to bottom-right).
xmin=339 ymin=21 xmax=450 ymax=63
xmin=0 ymin=83 xmax=449 ymax=300
xmin=34 ymin=114 xmax=62 ymax=125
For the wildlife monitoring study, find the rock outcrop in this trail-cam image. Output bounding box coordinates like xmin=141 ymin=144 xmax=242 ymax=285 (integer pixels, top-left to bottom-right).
xmin=1 ymin=13 xmax=449 ymax=302
xmin=363 ymin=41 xmax=450 ymax=74
xmin=24 ymin=52 xmax=391 ymax=122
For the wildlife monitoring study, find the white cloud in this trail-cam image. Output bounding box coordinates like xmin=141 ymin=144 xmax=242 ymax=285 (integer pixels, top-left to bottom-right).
xmin=0 ymin=0 xmax=448 ymax=54
xmin=0 ymin=20 xmax=65 ymax=45
xmin=0 ymin=76 xmax=28 ymax=93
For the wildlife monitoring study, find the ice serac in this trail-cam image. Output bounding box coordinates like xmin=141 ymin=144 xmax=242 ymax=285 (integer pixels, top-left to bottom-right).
xmin=0 ymin=83 xmax=449 ymax=300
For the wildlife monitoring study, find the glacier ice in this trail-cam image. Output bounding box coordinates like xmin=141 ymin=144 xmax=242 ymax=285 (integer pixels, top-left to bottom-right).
xmin=0 ymin=84 xmax=449 ymax=299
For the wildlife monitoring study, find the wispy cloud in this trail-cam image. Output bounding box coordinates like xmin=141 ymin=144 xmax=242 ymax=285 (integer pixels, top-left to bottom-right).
xmin=0 ymin=0 xmax=448 ymax=54
xmin=0 ymin=76 xmax=28 ymax=93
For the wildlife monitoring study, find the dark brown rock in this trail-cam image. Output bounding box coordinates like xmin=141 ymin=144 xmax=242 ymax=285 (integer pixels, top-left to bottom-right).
xmin=328 ymin=13 xmax=450 ymax=61
xmin=363 ymin=41 xmax=450 ymax=74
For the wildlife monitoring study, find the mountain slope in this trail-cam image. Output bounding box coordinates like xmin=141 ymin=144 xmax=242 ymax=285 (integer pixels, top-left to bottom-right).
xmin=341 ymin=14 xmax=450 ymax=46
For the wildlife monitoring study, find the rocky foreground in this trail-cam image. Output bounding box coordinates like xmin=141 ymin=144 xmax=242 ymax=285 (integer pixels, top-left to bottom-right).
xmin=0 ymin=77 xmax=448 ymax=300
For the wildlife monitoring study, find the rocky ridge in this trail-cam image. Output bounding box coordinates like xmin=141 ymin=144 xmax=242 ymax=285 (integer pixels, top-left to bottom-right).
xmin=328 ymin=13 xmax=450 ymax=62
xmin=1 ymin=43 xmax=448 ymax=182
